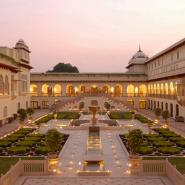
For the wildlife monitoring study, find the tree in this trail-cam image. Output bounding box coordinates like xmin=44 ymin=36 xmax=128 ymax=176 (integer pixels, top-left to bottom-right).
xmin=47 ymin=63 xmax=79 ymax=73
xmin=45 ymin=129 xmax=62 ymax=154
xmin=17 ymin=109 xmax=27 ymax=127
xmin=104 ymin=102 xmax=111 ymax=110
xmin=127 ymin=129 xmax=143 ymax=155
xmin=27 ymin=107 xmax=34 ymax=117
xmin=79 ymin=102 xmax=85 ymax=110
xmin=162 ymin=110 xmax=169 ymax=123
xmin=155 ymin=108 xmax=161 ymax=117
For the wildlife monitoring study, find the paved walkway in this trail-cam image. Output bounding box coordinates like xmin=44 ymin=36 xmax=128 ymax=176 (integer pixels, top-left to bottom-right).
xmin=14 ymin=176 xmax=173 ymax=185
xmin=0 ymin=109 xmax=49 ymax=137
xmin=138 ymin=109 xmax=185 ymax=137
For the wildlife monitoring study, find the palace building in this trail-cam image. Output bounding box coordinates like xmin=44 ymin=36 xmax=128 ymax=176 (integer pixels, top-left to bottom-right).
xmin=0 ymin=39 xmax=31 ymax=124
xmin=1 ymin=38 xmax=185 ymax=124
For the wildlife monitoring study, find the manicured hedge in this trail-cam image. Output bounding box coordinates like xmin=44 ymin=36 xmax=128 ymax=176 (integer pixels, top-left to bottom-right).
xmin=135 ymin=114 xmax=153 ymax=123
xmin=143 ymin=134 xmax=158 ymax=138
xmin=147 ymin=137 xmax=166 ymax=142
xmin=5 ymin=136 xmax=19 ymax=142
xmin=35 ymin=146 xmax=51 ymax=154
xmin=158 ymin=147 xmax=182 ymax=154
xmin=176 ymin=141 xmax=185 ymax=148
xmin=16 ymin=141 xmax=37 ymax=147
xmin=169 ymin=136 xmax=185 ymax=142
xmin=109 ymin=112 xmax=132 ymax=119
xmin=35 ymin=114 xmax=54 ymax=124
xmin=8 ymin=146 xmax=29 ymax=154
xmin=0 ymin=141 xmax=11 ymax=147
xmin=24 ymin=137 xmax=42 ymax=141
xmin=138 ymin=146 xmax=153 ymax=154
xmin=153 ymin=141 xmax=174 ymax=147
xmin=57 ymin=112 xmax=80 ymax=119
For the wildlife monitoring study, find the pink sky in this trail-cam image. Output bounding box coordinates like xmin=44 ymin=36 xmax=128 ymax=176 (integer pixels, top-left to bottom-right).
xmin=0 ymin=0 xmax=185 ymax=72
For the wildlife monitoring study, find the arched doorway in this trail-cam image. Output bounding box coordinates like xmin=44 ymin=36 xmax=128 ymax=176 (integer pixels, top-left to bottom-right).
xmin=114 ymin=84 xmax=122 ymax=96
xmin=54 ymin=84 xmax=62 ymax=96
xmin=139 ymin=84 xmax=147 ymax=97
xmin=102 ymin=85 xmax=109 ymax=94
xmin=127 ymin=84 xmax=134 ymax=97
xmin=30 ymin=84 xmax=38 ymax=96
xmin=91 ymin=85 xmax=98 ymax=95
xmin=66 ymin=85 xmax=75 ymax=96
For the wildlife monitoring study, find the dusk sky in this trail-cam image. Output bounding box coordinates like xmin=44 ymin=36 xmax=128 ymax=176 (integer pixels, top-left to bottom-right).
xmin=1 ymin=0 xmax=185 ymax=72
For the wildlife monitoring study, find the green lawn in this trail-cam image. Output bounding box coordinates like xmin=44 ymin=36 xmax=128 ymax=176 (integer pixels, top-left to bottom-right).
xmin=0 ymin=157 xmax=44 ymax=175
xmin=109 ymin=112 xmax=132 ymax=119
xmin=142 ymin=157 xmax=185 ymax=174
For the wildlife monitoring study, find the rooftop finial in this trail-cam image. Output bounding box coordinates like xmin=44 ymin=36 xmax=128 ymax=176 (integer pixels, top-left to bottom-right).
xmin=139 ymin=44 xmax=141 ymax=51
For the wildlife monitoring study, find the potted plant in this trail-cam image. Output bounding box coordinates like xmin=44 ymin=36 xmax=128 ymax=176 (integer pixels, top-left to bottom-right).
xmin=17 ymin=109 xmax=27 ymax=128
xmin=162 ymin=110 xmax=169 ymax=124
xmin=127 ymin=129 xmax=143 ymax=175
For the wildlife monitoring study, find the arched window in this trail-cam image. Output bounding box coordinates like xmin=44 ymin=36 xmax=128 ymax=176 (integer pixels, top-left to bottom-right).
xmin=4 ymin=75 xmax=9 ymax=95
xmin=139 ymin=84 xmax=147 ymax=96
xmin=42 ymin=84 xmax=49 ymax=96
xmin=66 ymin=85 xmax=75 ymax=96
xmin=161 ymin=83 xmax=164 ymax=94
xmin=102 ymin=85 xmax=109 ymax=94
xmin=157 ymin=84 xmax=160 ymax=94
xmin=169 ymin=82 xmax=174 ymax=95
xmin=114 ymin=84 xmax=122 ymax=96
xmin=54 ymin=84 xmax=62 ymax=96
xmin=154 ymin=84 xmax=156 ymax=95
xmin=127 ymin=84 xmax=134 ymax=97
xmin=165 ymin=83 xmax=168 ymax=95
xmin=30 ymin=84 xmax=38 ymax=96
xmin=0 ymin=75 xmax=4 ymax=95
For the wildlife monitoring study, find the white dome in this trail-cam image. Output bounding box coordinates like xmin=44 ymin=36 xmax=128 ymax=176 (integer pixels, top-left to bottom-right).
xmin=128 ymin=46 xmax=148 ymax=65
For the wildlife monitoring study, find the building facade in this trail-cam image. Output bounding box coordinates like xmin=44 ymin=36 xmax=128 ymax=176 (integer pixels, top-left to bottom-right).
xmin=0 ymin=40 xmax=31 ymax=124
xmin=0 ymin=38 xmax=185 ymax=123
xmin=30 ymin=38 xmax=185 ymax=118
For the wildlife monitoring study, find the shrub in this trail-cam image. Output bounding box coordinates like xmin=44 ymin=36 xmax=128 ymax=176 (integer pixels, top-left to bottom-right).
xmin=35 ymin=146 xmax=51 ymax=154
xmin=17 ymin=109 xmax=27 ymax=121
xmin=27 ymin=108 xmax=34 ymax=116
xmin=176 ymin=141 xmax=185 ymax=148
xmin=127 ymin=129 xmax=143 ymax=154
xmin=158 ymin=147 xmax=182 ymax=154
xmin=143 ymin=134 xmax=158 ymax=138
xmin=153 ymin=141 xmax=174 ymax=147
xmin=138 ymin=146 xmax=153 ymax=154
xmin=8 ymin=146 xmax=29 ymax=154
xmin=162 ymin=110 xmax=169 ymax=123
xmin=161 ymin=132 xmax=178 ymax=138
xmin=104 ymin=102 xmax=111 ymax=110
xmin=154 ymin=108 xmax=161 ymax=117
xmin=45 ymin=129 xmax=61 ymax=153
xmin=56 ymin=112 xmax=80 ymax=119
xmin=135 ymin=114 xmax=153 ymax=123
xmin=147 ymin=137 xmax=166 ymax=142
xmin=0 ymin=141 xmax=11 ymax=147
xmin=169 ymin=137 xmax=185 ymax=142
xmin=10 ymin=134 xmax=25 ymax=138
xmin=109 ymin=112 xmax=132 ymax=119
xmin=24 ymin=137 xmax=41 ymax=142
xmin=35 ymin=114 xmax=54 ymax=124
xmin=16 ymin=141 xmax=36 ymax=146
xmin=5 ymin=136 xmax=19 ymax=142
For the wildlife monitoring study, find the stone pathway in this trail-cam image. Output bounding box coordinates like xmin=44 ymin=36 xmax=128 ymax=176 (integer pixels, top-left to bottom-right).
xmin=14 ymin=176 xmax=173 ymax=185
xmin=0 ymin=109 xmax=49 ymax=137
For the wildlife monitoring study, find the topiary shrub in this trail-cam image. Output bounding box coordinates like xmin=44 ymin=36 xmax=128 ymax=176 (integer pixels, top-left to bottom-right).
xmin=153 ymin=141 xmax=174 ymax=147
xmin=8 ymin=146 xmax=29 ymax=154
xmin=147 ymin=137 xmax=166 ymax=142
xmin=158 ymin=147 xmax=182 ymax=154
xmin=169 ymin=137 xmax=185 ymax=142
xmin=0 ymin=141 xmax=11 ymax=147
xmin=176 ymin=141 xmax=185 ymax=148
xmin=138 ymin=146 xmax=153 ymax=154
xmin=16 ymin=141 xmax=36 ymax=146
xmin=5 ymin=136 xmax=19 ymax=142
xmin=35 ymin=146 xmax=51 ymax=154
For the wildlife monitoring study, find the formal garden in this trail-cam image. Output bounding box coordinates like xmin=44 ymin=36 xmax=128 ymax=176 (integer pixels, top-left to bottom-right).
xmin=0 ymin=128 xmax=69 ymax=156
xmin=120 ymin=128 xmax=185 ymax=156
xmin=35 ymin=111 xmax=81 ymax=125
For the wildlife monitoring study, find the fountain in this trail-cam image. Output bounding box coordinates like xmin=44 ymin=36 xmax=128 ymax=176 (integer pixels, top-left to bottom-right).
xmin=77 ymin=105 xmax=111 ymax=176
xmin=88 ymin=106 xmax=99 ymax=125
